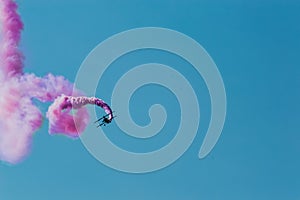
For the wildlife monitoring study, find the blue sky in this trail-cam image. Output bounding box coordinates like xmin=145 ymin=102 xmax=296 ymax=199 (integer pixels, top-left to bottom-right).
xmin=0 ymin=0 xmax=299 ymax=199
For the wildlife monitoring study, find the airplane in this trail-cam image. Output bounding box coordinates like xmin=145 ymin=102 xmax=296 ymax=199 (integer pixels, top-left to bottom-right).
xmin=94 ymin=112 xmax=116 ymax=127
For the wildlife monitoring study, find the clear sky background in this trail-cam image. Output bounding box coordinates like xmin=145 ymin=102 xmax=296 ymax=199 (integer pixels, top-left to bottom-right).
xmin=0 ymin=0 xmax=299 ymax=199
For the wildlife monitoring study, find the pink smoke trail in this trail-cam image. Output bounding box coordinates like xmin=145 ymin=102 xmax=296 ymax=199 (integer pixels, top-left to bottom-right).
xmin=0 ymin=0 xmax=23 ymax=78
xmin=0 ymin=0 xmax=113 ymax=164
xmin=47 ymin=95 xmax=113 ymax=138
